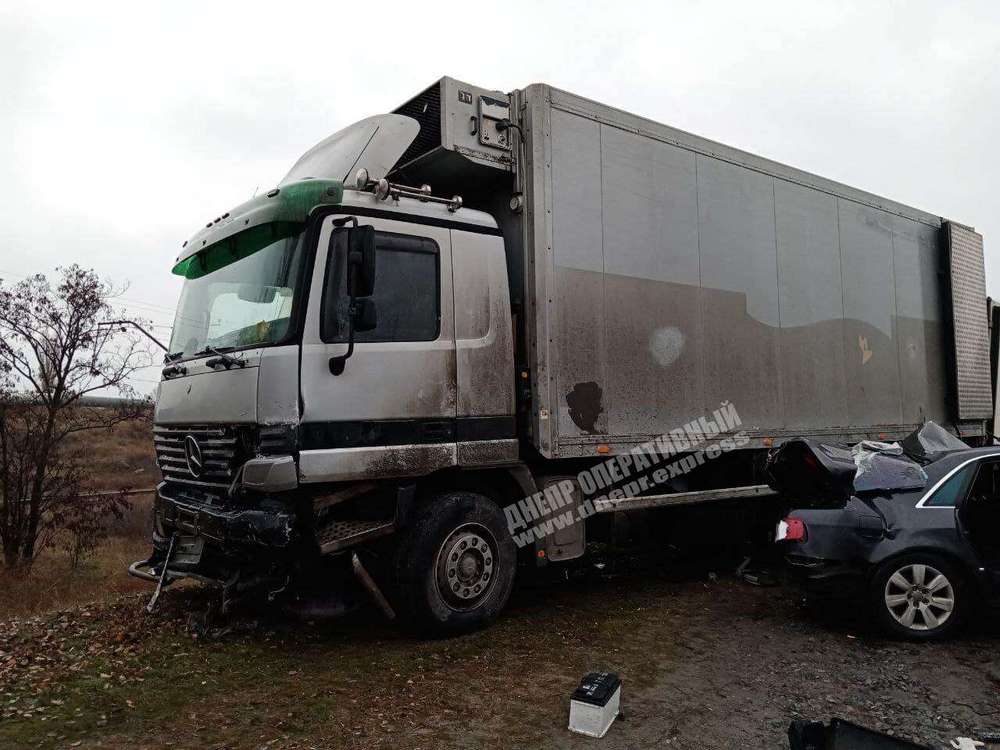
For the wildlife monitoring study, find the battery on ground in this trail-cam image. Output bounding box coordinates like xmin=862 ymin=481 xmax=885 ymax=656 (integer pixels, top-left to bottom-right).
xmin=568 ymin=672 xmax=621 ymax=738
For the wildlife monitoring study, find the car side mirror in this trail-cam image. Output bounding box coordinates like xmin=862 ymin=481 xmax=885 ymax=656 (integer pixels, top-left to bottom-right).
xmin=353 ymin=298 xmax=377 ymax=332
xmin=347 ymin=225 xmax=376 ymax=298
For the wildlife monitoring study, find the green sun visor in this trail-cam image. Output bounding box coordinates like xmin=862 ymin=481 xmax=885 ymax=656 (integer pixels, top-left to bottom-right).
xmin=172 ymin=179 xmax=344 ymax=277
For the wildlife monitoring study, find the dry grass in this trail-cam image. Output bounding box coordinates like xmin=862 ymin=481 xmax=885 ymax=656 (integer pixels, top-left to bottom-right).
xmin=0 ymin=530 xmax=152 ymax=618
xmin=0 ymin=416 xmax=159 ymax=618
xmin=68 ymin=414 xmax=157 ymax=491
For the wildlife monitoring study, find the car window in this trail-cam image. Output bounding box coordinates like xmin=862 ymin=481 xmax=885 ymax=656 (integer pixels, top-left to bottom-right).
xmin=923 ymin=463 xmax=977 ymax=507
xmin=968 ymin=461 xmax=1000 ymax=504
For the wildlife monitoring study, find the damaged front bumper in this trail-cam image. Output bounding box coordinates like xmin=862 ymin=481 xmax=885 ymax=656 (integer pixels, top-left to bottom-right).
xmin=155 ymin=484 xmax=296 ymax=548
xmin=128 ymin=482 xmax=298 ymax=588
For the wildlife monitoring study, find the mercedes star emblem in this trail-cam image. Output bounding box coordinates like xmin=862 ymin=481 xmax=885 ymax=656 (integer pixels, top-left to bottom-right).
xmin=184 ymin=434 xmax=204 ymax=477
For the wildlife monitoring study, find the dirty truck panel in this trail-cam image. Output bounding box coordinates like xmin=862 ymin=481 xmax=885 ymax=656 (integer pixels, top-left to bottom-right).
xmin=531 ymin=85 xmax=969 ymax=456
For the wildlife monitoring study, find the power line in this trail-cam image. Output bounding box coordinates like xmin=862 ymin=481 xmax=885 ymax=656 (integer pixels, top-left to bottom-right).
xmin=118 ymin=297 xmax=180 ymax=314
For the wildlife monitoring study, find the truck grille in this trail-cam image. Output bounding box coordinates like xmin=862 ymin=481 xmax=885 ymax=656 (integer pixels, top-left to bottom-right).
xmin=153 ymin=425 xmax=239 ymax=488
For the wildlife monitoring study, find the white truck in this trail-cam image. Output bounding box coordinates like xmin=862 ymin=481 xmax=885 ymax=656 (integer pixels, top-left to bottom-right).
xmin=130 ymin=77 xmax=994 ymax=634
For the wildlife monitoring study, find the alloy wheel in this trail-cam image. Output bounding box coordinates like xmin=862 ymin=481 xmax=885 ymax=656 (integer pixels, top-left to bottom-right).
xmin=883 ymin=563 xmax=955 ymax=631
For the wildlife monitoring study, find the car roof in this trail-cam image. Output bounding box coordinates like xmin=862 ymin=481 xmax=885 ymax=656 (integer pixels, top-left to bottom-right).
xmin=924 ymin=446 xmax=1000 ymax=479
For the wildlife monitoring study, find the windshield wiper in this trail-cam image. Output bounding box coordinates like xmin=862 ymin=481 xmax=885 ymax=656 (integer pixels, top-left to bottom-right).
xmin=164 ymin=350 xmax=185 ymax=363
xmin=195 ymin=345 xmax=246 ymax=369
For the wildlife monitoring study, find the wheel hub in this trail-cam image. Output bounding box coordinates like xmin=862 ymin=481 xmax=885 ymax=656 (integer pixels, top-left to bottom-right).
xmin=436 ymin=526 xmax=497 ymax=609
xmin=884 ymin=563 xmax=954 ymax=632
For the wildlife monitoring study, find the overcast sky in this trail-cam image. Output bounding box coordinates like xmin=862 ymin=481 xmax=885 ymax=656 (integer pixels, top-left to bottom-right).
xmin=2 ymin=1 xmax=998 ymax=392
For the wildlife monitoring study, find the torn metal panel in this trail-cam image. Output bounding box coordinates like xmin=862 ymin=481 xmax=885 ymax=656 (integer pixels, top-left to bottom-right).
xmin=851 ymin=442 xmax=927 ymax=494
xmin=766 ymin=421 xmax=966 ymax=502
xmin=900 ymin=420 xmax=968 ymax=463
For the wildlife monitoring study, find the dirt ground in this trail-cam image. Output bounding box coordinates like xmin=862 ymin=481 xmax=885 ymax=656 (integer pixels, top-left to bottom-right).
xmin=2 ymin=563 xmax=999 ymax=750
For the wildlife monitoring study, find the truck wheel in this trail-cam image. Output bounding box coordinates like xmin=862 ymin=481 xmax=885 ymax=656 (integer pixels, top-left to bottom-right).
xmin=869 ymin=553 xmax=967 ymax=641
xmin=394 ymin=491 xmax=516 ymax=636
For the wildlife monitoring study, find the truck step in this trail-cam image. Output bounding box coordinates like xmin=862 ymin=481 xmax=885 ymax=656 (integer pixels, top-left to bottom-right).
xmin=316 ymin=518 xmax=395 ymax=555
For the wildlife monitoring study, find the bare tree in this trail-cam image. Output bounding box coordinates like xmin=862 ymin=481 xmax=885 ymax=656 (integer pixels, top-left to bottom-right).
xmin=0 ymin=266 xmax=153 ymax=569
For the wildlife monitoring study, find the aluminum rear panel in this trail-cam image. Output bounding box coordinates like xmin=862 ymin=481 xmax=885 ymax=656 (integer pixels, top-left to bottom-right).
xmin=947 ymin=223 xmax=992 ymax=420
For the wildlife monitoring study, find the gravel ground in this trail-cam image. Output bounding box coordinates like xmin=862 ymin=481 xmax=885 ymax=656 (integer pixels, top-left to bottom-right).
xmin=1 ymin=565 xmax=999 ymax=749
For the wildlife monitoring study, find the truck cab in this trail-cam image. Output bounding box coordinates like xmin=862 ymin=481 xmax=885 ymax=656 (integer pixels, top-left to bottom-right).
xmin=131 ymin=104 xmax=531 ymax=633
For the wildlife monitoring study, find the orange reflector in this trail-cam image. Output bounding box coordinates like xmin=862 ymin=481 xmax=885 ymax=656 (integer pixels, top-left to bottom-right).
xmin=878 ymin=432 xmax=888 ymax=440
xmin=597 ymin=444 xmax=610 ymax=454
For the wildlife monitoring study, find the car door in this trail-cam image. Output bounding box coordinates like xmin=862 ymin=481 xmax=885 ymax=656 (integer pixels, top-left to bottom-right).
xmin=298 ymin=213 xmax=457 ymax=483
xmin=956 ymin=459 xmax=1000 ymax=582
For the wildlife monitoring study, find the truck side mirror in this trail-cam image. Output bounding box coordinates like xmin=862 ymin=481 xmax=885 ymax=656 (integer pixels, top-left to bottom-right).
xmin=353 ymin=298 xmax=378 ymax=332
xmin=329 ymin=227 xmax=377 ymax=376
xmin=347 ymin=225 xmax=376 ymax=298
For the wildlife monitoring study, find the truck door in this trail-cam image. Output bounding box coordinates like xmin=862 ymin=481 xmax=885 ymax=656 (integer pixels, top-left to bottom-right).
xmin=298 ymin=214 xmax=456 ymax=482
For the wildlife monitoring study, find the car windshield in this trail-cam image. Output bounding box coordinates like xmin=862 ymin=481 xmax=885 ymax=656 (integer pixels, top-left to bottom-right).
xmin=168 ymin=223 xmax=306 ymax=361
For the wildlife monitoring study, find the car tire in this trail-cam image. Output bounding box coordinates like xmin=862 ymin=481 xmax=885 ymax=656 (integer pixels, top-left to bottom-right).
xmin=393 ymin=491 xmax=517 ymax=636
xmin=869 ymin=553 xmax=967 ymax=641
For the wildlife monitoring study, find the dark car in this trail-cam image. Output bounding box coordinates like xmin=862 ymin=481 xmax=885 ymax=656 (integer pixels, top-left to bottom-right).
xmin=767 ymin=423 xmax=1000 ymax=640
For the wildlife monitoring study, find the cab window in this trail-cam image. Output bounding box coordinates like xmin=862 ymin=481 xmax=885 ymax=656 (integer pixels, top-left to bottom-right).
xmin=321 ymin=229 xmax=440 ymax=343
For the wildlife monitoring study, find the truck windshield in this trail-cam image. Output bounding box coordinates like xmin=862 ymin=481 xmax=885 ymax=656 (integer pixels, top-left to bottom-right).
xmin=167 ymin=223 xmax=306 ymax=361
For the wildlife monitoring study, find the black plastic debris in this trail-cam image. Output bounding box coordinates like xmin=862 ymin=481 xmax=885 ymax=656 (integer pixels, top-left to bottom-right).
xmin=788 ymin=718 xmax=930 ymax=749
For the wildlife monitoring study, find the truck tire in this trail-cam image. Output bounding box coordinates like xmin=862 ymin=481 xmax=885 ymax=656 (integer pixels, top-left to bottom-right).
xmin=394 ymin=491 xmax=516 ymax=636
xmin=868 ymin=553 xmax=967 ymax=641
